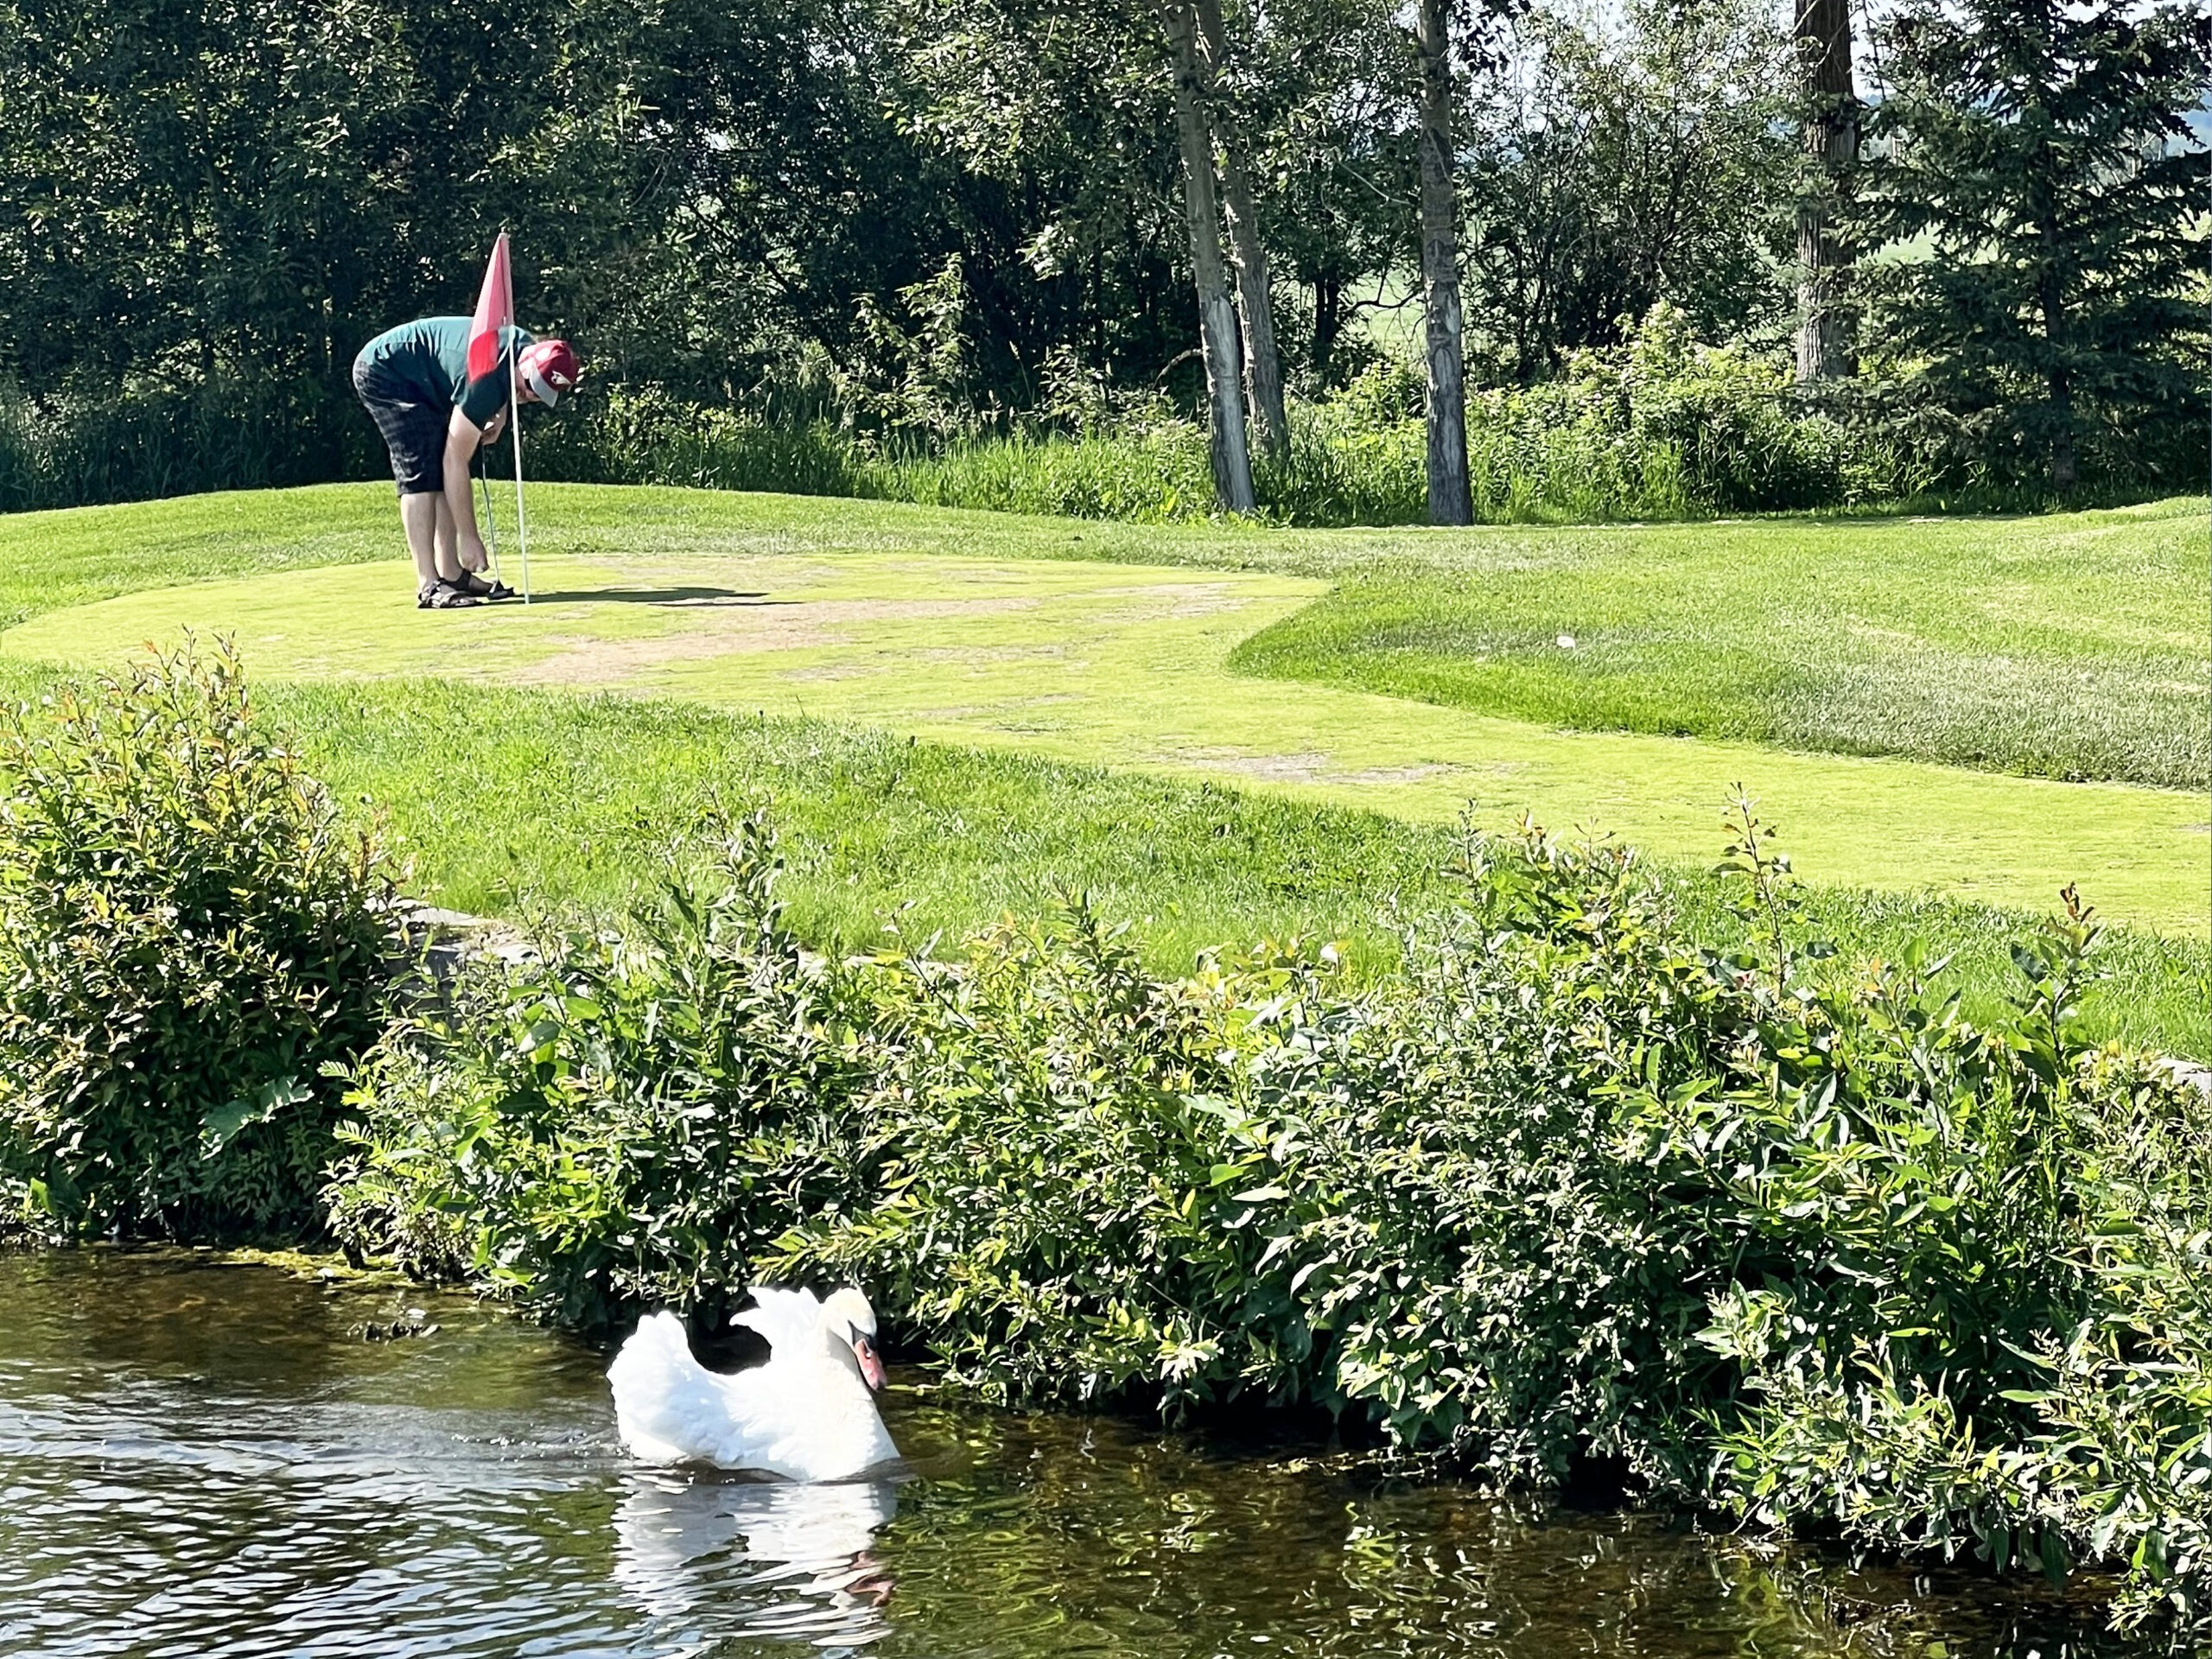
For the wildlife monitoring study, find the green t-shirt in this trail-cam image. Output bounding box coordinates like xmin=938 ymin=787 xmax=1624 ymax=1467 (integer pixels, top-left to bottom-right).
xmin=356 ymin=316 xmax=537 ymax=431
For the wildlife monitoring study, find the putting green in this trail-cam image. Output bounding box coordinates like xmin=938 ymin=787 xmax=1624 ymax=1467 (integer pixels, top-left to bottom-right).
xmin=5 ymin=549 xmax=2205 ymax=934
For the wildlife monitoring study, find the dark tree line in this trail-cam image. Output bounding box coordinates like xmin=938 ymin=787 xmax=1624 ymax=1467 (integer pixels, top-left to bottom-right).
xmin=0 ymin=0 xmax=2202 ymax=514
xmin=0 ymin=0 xmax=1205 ymax=435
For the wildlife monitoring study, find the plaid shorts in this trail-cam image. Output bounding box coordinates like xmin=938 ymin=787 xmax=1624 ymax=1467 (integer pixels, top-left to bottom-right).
xmin=352 ymin=359 xmax=448 ymax=497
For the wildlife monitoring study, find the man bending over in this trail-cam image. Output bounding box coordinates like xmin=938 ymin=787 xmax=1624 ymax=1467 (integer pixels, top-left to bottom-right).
xmin=352 ymin=318 xmax=579 ymax=608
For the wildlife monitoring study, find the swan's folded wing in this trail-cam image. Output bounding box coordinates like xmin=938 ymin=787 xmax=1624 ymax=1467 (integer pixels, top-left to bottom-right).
xmin=609 ymin=1310 xmax=730 ymax=1465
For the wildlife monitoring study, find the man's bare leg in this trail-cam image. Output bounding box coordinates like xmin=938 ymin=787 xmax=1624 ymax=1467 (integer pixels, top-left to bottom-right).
xmin=398 ymin=492 xmax=443 ymax=589
xmin=431 ymin=498 xmax=467 ymax=580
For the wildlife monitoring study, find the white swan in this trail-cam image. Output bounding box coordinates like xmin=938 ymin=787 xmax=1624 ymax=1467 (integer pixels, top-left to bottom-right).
xmin=608 ymin=1286 xmax=899 ymax=1482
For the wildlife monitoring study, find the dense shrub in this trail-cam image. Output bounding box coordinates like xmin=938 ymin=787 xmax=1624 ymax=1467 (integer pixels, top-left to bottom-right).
xmin=0 ymin=641 xmax=399 ymax=1239
xmin=326 ymin=809 xmax=875 ymax=1329
xmin=0 ymin=378 xmax=374 ymax=513
xmin=332 ymin=801 xmax=2210 ymax=1634
xmin=0 ymin=301 xmax=2171 ymax=524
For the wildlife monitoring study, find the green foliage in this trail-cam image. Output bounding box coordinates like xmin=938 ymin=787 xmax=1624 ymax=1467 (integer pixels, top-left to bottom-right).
xmin=791 ymin=904 xmax=1288 ymax=1412
xmin=331 ymin=802 xmax=2212 ymax=1631
xmin=521 ymin=308 xmax=1932 ymax=526
xmin=1701 ymin=899 xmax=2212 ymax=1642
xmin=327 ymin=809 xmax=875 ymax=1328
xmin=1853 ymin=0 xmax=2211 ymax=493
xmin=1452 ymin=304 xmax=1928 ymax=516
xmin=0 ymin=641 xmax=397 ymax=1239
xmin=1461 ymin=0 xmax=1800 ymax=378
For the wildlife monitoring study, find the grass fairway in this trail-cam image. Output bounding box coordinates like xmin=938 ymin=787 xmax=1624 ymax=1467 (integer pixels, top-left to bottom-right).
xmin=6 ymin=486 xmax=2207 ymax=937
xmin=0 ymin=481 xmax=2205 ymax=1052
xmin=1230 ymin=497 xmax=2212 ymax=791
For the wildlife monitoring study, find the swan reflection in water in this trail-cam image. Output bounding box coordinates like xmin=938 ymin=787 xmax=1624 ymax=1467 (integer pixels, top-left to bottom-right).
xmin=614 ymin=1468 xmax=900 ymax=1648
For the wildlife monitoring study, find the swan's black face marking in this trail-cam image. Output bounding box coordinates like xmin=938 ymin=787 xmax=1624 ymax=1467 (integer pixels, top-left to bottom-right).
xmin=848 ymin=1326 xmax=887 ymax=1392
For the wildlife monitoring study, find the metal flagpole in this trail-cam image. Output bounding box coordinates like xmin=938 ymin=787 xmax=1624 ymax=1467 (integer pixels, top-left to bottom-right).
xmin=508 ymin=329 xmax=531 ymax=604
xmin=476 ymin=448 xmax=501 ymax=581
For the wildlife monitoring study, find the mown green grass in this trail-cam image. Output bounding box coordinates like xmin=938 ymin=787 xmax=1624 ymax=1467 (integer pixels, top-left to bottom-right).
xmin=19 ymin=485 xmax=2198 ymax=790
xmin=0 ymin=481 xmax=1236 ymax=638
xmin=1230 ymin=497 xmax=2212 ymax=790
xmin=2 ymin=664 xmax=2190 ymax=1056
xmin=10 ymin=487 xmax=2208 ymax=932
xmin=271 ymin=677 xmax=1446 ymax=971
xmin=1 ymin=481 xmax=2204 ymax=1054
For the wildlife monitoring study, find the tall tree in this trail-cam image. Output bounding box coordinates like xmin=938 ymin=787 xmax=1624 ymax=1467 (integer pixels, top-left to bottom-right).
xmin=1459 ymin=0 xmax=1795 ymax=382
xmin=1414 ymin=0 xmax=1470 ymax=524
xmin=874 ymin=0 xmax=1197 ymax=397
xmin=1242 ymin=0 xmax=1410 ymax=389
xmin=1164 ymin=0 xmax=1256 ymax=510
xmin=1855 ymin=0 xmax=2211 ymax=492
xmin=1191 ymin=0 xmax=1289 ymax=458
xmin=1793 ymin=0 xmax=1857 ymax=382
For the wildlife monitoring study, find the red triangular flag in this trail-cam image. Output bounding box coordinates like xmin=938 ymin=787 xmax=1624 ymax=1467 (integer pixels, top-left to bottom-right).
xmin=466 ymin=232 xmax=514 ymax=383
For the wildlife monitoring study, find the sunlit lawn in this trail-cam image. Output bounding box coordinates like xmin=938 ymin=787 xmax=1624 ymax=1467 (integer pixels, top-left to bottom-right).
xmin=1 ymin=481 xmax=2204 ymax=1055
xmin=1230 ymin=495 xmax=2210 ymax=790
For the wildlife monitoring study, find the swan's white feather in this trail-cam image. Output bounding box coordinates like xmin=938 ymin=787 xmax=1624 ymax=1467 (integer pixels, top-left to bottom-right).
xmin=732 ymin=1284 xmax=843 ymax=1352
xmin=608 ymin=1290 xmax=899 ymax=1483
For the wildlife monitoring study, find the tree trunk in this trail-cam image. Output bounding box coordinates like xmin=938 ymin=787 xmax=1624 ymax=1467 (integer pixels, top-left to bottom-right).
xmin=2038 ymin=249 xmax=2077 ymax=493
xmin=1794 ymin=0 xmax=1858 ymax=383
xmin=1164 ymin=0 xmax=1256 ymax=512
xmin=1416 ymin=0 xmax=1471 ymax=525
xmin=1313 ymin=272 xmax=1342 ymax=386
xmin=1191 ymin=0 xmax=1289 ymax=460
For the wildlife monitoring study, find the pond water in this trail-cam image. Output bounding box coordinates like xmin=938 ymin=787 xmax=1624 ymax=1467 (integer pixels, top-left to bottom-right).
xmin=0 ymin=1251 xmax=2143 ymax=1659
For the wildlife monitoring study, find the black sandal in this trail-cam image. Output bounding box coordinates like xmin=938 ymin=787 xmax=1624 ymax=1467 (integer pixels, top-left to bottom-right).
xmin=417 ymin=579 xmax=482 ymax=609
xmin=456 ymin=572 xmax=518 ymax=601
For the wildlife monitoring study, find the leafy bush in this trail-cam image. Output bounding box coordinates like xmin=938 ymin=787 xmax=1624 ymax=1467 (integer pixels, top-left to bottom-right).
xmin=327 ymin=809 xmax=875 ymax=1330
xmin=0 ymin=640 xmax=398 ymax=1239
xmin=331 ymin=798 xmax=2211 ymax=1632
xmin=525 ymin=309 xmax=1945 ymax=527
xmin=0 ymin=377 xmax=372 ymax=513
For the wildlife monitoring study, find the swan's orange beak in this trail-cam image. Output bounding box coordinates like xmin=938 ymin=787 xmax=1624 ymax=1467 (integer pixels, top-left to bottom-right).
xmin=852 ymin=1333 xmax=887 ymax=1391
xmin=849 ymin=1336 xmax=885 ymax=1389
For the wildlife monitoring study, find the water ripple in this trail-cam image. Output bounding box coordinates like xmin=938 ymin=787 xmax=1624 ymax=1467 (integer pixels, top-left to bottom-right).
xmin=0 ymin=1253 xmax=2147 ymax=1659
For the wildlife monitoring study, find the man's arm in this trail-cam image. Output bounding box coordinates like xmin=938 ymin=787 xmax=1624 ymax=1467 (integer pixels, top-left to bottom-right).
xmin=441 ymin=408 xmax=489 ymax=571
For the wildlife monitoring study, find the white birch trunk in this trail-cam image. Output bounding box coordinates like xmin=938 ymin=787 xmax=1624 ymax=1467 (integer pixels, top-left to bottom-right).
xmin=1417 ymin=0 xmax=1471 ymax=525
xmin=1164 ymin=0 xmax=1256 ymax=512
xmin=1192 ymin=0 xmax=1290 ymax=460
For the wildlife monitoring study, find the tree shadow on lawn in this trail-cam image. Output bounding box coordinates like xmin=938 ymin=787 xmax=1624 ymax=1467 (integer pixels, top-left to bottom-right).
xmin=522 ymin=587 xmax=789 ymax=607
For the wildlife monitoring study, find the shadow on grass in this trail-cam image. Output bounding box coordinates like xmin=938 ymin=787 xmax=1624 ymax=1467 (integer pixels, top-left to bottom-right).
xmin=521 ymin=587 xmax=786 ymax=607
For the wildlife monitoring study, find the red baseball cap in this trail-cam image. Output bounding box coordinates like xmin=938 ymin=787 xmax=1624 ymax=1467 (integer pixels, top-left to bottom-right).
xmin=520 ymin=339 xmax=579 ymax=406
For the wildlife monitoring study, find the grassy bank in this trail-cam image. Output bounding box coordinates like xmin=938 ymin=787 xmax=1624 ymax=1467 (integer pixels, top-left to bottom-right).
xmin=1 ymin=482 xmax=2204 ymax=1055
xmin=1230 ymin=495 xmax=2212 ymax=790
xmin=0 ymin=658 xmax=2200 ymax=1058
xmin=269 ymin=681 xmax=2212 ymax=1058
